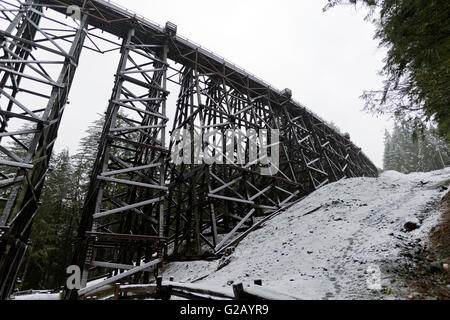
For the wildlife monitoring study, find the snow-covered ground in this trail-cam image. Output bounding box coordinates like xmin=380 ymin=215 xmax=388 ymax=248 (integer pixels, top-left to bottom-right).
xmin=162 ymin=168 xmax=450 ymax=300
xmin=10 ymin=168 xmax=449 ymax=300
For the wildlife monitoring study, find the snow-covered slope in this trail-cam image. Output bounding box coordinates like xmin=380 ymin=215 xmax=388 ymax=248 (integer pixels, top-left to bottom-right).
xmin=163 ymin=168 xmax=450 ymax=300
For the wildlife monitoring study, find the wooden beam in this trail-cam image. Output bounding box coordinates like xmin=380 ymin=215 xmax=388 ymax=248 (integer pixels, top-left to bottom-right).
xmin=86 ymin=232 xmax=167 ymax=242
xmin=208 ymin=194 xmax=254 ymax=205
xmin=214 ymin=209 xmax=255 ymax=252
xmin=93 ymin=197 xmax=164 ymax=219
xmin=78 ymin=258 xmax=162 ymax=296
xmin=96 ymin=176 xmax=168 ymax=191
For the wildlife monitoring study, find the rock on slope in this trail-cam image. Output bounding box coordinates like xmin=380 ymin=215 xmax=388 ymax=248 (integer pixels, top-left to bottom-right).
xmin=163 ymin=168 xmax=450 ymax=300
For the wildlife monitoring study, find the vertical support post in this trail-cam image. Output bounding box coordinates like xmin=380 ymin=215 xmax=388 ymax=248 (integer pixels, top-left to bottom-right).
xmin=113 ymin=282 xmax=121 ymax=300
xmin=78 ymin=28 xmax=135 ymax=290
xmin=72 ymin=28 xmax=169 ymax=298
xmin=0 ymin=5 xmax=88 ymax=299
xmin=233 ymin=282 xmax=245 ymax=300
xmin=158 ymin=41 xmax=168 ymax=270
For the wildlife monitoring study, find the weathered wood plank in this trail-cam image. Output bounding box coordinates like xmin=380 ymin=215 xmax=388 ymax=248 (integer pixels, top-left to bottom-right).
xmin=78 ymin=258 xmax=162 ymax=296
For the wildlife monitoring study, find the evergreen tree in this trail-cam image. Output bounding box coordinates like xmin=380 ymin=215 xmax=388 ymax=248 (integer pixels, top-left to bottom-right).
xmin=383 ymin=117 xmax=449 ymax=173
xmin=325 ymin=0 xmax=450 ymax=140
xmin=19 ymin=149 xmax=79 ymax=290
xmin=383 ymin=129 xmax=394 ymax=169
xmin=16 ymin=114 xmax=106 ymax=291
xmin=16 ymin=110 xmax=139 ymax=290
xmin=72 ymin=114 xmax=105 ymax=196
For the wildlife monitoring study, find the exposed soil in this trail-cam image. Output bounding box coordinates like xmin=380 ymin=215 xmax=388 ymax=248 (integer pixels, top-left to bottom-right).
xmin=388 ymin=188 xmax=450 ymax=300
xmin=412 ymin=190 xmax=450 ymax=299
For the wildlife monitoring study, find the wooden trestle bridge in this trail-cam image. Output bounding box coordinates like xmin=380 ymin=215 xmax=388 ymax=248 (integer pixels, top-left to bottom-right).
xmin=0 ymin=0 xmax=378 ymax=299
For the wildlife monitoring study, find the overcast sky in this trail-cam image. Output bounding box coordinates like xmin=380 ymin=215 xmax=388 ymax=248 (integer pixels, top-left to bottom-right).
xmin=55 ymin=0 xmax=392 ymax=168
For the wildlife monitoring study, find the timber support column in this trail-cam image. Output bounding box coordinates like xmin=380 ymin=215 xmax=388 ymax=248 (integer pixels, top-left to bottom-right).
xmin=71 ymin=28 xmax=169 ymax=299
xmin=0 ymin=1 xmax=88 ymax=299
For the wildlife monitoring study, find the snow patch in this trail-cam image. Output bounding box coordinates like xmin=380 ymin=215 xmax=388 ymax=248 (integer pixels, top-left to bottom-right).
xmin=163 ymin=168 xmax=450 ymax=300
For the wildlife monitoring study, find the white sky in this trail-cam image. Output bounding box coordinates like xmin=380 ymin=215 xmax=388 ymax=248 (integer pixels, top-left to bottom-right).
xmin=55 ymin=0 xmax=392 ymax=168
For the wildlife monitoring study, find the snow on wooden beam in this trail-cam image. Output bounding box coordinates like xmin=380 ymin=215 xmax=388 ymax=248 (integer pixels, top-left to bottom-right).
xmin=78 ymin=258 xmax=162 ymax=297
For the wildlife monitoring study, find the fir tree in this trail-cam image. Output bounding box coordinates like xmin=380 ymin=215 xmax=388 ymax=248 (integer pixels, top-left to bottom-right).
xmin=325 ymin=0 xmax=450 ymax=140
xmin=383 ymin=117 xmax=449 ymax=173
